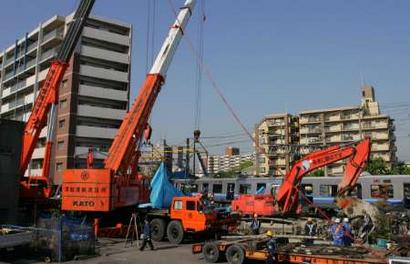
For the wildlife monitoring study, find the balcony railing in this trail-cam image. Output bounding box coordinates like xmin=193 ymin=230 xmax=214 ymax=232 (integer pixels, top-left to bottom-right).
xmin=42 ymin=28 xmax=64 ymax=43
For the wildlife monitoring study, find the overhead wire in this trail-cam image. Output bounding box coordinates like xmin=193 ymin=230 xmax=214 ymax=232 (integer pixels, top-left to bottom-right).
xmin=166 ymin=0 xmax=264 ymax=155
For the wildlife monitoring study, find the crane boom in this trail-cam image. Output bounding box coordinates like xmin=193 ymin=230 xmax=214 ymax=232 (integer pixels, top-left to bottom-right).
xmin=62 ymin=0 xmax=196 ymax=212
xmin=104 ymin=0 xmax=195 ymax=174
xmin=19 ymin=0 xmax=95 ymax=175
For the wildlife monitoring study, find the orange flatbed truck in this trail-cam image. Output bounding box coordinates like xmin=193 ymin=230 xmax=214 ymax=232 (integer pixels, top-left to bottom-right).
xmin=193 ymin=239 xmax=389 ymax=264
xmin=146 ymin=195 xmax=238 ymax=244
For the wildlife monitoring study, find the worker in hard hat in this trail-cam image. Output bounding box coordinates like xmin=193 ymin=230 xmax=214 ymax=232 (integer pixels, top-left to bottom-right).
xmin=265 ymin=230 xmax=277 ymax=264
xmin=342 ymin=218 xmax=353 ymax=246
xmin=330 ymin=218 xmax=344 ymax=246
xmin=250 ymin=213 xmax=261 ymax=235
xmin=304 ymin=217 xmax=317 ymax=245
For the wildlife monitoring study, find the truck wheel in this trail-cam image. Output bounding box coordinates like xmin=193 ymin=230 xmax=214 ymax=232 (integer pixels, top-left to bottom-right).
xmin=150 ymin=218 xmax=166 ymax=241
xmin=166 ymin=220 xmax=184 ymax=244
xmin=203 ymin=243 xmax=220 ymax=263
xmin=225 ymin=245 xmax=245 ymax=264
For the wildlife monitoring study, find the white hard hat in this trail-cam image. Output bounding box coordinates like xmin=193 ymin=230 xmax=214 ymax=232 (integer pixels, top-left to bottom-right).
xmin=335 ymin=218 xmax=341 ymax=223
xmin=343 ymin=218 xmax=349 ymax=223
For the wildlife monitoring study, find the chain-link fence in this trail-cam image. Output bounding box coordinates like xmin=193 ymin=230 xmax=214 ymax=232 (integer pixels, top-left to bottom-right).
xmin=3 ymin=214 xmax=95 ymax=262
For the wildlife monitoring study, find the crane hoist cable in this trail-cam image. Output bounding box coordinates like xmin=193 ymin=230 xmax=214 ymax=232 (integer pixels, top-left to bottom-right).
xmin=166 ymin=0 xmax=264 ymax=156
xmin=193 ymin=0 xmax=205 ymax=130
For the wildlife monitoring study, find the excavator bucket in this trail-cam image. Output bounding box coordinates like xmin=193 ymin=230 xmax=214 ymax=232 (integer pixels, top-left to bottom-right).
xmin=338 ymin=137 xmax=371 ymax=195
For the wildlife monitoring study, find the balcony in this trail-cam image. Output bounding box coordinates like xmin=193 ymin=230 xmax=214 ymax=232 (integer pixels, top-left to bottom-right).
xmin=32 ymin=147 xmax=45 ymax=159
xmin=81 ymin=46 xmax=129 ymax=64
xmin=372 ymin=144 xmax=390 ymax=152
xmin=325 ymin=125 xmax=342 ymax=133
xmin=324 ymin=115 xmax=341 ymax=122
xmin=78 ymin=84 xmax=128 ymax=101
xmin=76 ymin=125 xmax=118 ymax=139
xmin=39 ymin=48 xmax=58 ymax=62
xmin=42 ymin=28 xmax=64 ymax=44
xmin=77 ymin=105 xmax=126 ymax=120
xmin=79 ymin=65 xmax=128 ymax=83
xmin=83 ymin=27 xmax=130 ymax=46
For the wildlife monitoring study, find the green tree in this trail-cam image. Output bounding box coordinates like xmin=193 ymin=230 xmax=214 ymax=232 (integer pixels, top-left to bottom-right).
xmin=366 ymin=157 xmax=390 ymax=175
xmin=239 ymin=160 xmax=253 ymax=171
xmin=309 ymin=168 xmax=325 ymax=176
xmin=390 ymin=161 xmax=410 ymax=175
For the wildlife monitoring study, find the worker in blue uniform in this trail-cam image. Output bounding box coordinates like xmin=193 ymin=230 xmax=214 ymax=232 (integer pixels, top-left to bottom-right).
xmin=342 ymin=218 xmax=353 ymax=246
xmin=331 ymin=218 xmax=344 ymax=246
xmin=139 ymin=218 xmax=155 ymax=251
xmin=250 ymin=213 xmax=261 ymax=235
xmin=265 ymin=230 xmax=277 ymax=264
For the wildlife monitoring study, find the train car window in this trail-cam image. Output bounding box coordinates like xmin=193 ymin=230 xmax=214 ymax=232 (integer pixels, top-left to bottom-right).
xmin=202 ymin=183 xmax=209 ymax=193
xmin=370 ymin=184 xmax=394 ymax=199
xmin=271 ymin=185 xmax=280 ymax=195
xmin=226 ymin=183 xmax=235 ymax=200
xmin=190 ymin=184 xmax=198 ymax=193
xmin=186 ymin=201 xmax=196 ymax=211
xmin=213 ymin=184 xmax=223 ymax=193
xmin=256 ymin=183 xmax=266 ymax=193
xmin=239 ymin=184 xmax=252 ymax=194
xmin=226 ymin=183 xmax=235 ymax=193
xmin=319 ymin=185 xmax=338 ymax=197
xmin=350 ymin=184 xmax=362 ymax=199
xmin=301 ymin=184 xmax=313 ymax=195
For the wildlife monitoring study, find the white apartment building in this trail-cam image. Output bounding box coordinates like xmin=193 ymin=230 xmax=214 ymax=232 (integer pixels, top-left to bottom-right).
xmin=0 ymin=13 xmax=132 ymax=184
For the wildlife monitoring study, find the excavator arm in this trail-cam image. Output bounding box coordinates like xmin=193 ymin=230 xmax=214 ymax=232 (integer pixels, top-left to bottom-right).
xmin=276 ymin=137 xmax=371 ymax=214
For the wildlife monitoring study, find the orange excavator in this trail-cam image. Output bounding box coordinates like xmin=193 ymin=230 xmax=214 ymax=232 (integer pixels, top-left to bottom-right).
xmin=18 ymin=0 xmax=95 ymax=201
xmin=62 ymin=0 xmax=196 ymax=212
xmin=231 ymin=137 xmax=371 ymax=216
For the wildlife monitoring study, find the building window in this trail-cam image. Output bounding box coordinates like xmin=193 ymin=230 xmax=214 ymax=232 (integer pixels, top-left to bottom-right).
xmin=60 ymin=98 xmax=67 ymax=109
xmin=57 ymin=140 xmax=64 ymax=150
xmin=59 ymin=119 xmax=65 ymax=128
xmin=260 ymin=167 xmax=266 ymax=173
xmin=56 ymin=162 xmax=63 ymax=171
xmin=61 ymin=79 xmax=67 ymax=89
xmin=186 ymin=201 xmax=196 ymax=211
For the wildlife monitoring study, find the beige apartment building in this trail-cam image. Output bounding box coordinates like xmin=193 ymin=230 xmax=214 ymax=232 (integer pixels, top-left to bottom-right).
xmin=0 ymin=14 xmax=132 ymax=184
xmin=299 ymin=85 xmax=396 ymax=175
xmin=254 ymin=113 xmax=299 ymax=176
xmin=255 ymin=86 xmax=397 ymax=176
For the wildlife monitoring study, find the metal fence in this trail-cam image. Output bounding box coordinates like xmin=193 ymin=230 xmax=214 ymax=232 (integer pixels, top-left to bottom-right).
xmin=3 ymin=214 xmax=95 ymax=262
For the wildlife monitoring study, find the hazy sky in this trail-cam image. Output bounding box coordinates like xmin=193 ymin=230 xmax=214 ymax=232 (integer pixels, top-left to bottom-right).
xmin=1 ymin=1 xmax=409 ymax=160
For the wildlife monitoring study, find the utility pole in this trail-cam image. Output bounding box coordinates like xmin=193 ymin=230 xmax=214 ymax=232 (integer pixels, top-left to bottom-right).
xmin=185 ymin=138 xmax=190 ymax=176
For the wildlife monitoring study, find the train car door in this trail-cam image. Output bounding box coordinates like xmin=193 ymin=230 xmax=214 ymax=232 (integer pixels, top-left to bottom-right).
xmin=403 ymin=183 xmax=410 ymax=208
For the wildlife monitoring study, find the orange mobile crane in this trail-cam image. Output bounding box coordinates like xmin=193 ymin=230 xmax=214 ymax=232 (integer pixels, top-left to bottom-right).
xmin=62 ymin=0 xmax=196 ymax=212
xmin=231 ymin=137 xmax=371 ymax=216
xmin=18 ymin=0 xmax=95 ymax=201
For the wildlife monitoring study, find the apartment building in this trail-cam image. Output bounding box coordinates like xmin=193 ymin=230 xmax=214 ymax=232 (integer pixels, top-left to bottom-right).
xmin=0 ymin=14 xmax=132 ymax=184
xmin=208 ymin=151 xmax=255 ymax=175
xmin=298 ymin=85 xmax=396 ymax=175
xmin=254 ymin=113 xmax=299 ymax=176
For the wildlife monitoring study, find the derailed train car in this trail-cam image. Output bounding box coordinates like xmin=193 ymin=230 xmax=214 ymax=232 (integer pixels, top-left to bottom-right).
xmin=173 ymin=175 xmax=410 ymax=208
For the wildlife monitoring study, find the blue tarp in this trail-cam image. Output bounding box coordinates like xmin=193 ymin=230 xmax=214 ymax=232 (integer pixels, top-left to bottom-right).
xmin=150 ymin=162 xmax=184 ymax=209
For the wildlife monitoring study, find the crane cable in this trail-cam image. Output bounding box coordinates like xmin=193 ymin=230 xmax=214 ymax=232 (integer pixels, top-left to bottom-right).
xmin=166 ymin=0 xmax=260 ymax=150
xmin=193 ymin=0 xmax=205 ymax=130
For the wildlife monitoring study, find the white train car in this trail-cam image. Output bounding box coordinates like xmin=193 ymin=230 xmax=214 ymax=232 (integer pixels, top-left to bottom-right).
xmin=173 ymin=175 xmax=410 ymax=207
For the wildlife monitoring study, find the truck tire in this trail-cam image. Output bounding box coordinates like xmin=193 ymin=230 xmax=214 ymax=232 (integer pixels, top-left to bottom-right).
xmin=166 ymin=220 xmax=184 ymax=244
xmin=225 ymin=245 xmax=245 ymax=264
xmin=150 ymin=218 xmax=166 ymax=241
xmin=203 ymin=242 xmax=220 ymax=263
